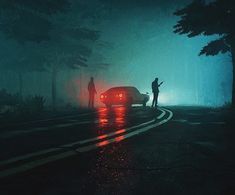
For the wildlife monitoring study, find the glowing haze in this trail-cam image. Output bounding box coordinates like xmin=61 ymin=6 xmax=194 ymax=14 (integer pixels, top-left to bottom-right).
xmin=94 ymin=1 xmax=232 ymax=106
xmin=0 ymin=0 xmax=232 ymax=107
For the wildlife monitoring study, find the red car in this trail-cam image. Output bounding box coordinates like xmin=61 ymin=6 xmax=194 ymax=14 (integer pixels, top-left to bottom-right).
xmin=100 ymin=86 xmax=149 ymax=108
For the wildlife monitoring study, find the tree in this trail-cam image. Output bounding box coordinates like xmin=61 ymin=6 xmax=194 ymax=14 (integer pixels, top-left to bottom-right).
xmin=0 ymin=0 xmax=70 ymax=43
xmin=0 ymin=1 xmax=103 ymax=110
xmin=0 ymin=42 xmax=47 ymax=97
xmin=41 ymin=26 xmax=99 ymax=110
xmin=0 ymin=0 xmax=70 ymax=97
xmin=173 ymin=0 xmax=235 ymax=108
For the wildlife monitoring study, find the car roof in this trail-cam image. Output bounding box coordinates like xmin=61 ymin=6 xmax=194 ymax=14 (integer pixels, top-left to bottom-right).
xmin=106 ymin=86 xmax=138 ymax=92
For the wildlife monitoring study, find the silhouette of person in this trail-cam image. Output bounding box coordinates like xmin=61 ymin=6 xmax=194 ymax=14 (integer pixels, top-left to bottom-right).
xmin=88 ymin=77 xmax=97 ymax=108
xmin=152 ymin=78 xmax=163 ymax=107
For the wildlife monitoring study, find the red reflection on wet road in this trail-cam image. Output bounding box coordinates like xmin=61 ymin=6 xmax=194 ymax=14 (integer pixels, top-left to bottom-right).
xmin=95 ymin=106 xmax=127 ymax=145
xmin=97 ymin=108 xmax=109 ymax=128
xmin=97 ymin=106 xmax=127 ymax=129
xmin=114 ymin=129 xmax=126 ymax=135
xmin=97 ymin=134 xmax=108 ymax=140
xmin=114 ymin=106 xmax=126 ymax=128
xmin=114 ymin=135 xmax=125 ymax=142
xmin=86 ymin=107 xmax=131 ymax=190
xmin=96 ymin=140 xmax=110 ymax=147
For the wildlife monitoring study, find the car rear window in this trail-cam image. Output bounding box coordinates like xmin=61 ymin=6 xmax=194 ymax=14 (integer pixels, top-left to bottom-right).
xmin=106 ymin=87 xmax=140 ymax=94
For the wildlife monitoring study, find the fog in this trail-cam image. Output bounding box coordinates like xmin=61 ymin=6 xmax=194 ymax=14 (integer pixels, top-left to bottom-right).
xmin=0 ymin=0 xmax=232 ymax=107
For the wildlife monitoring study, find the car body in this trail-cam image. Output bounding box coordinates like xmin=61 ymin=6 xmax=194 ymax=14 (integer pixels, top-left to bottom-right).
xmin=100 ymin=86 xmax=149 ymax=107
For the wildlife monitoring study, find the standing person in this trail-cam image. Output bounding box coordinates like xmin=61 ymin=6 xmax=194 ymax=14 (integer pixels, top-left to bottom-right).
xmin=88 ymin=77 xmax=97 ymax=108
xmin=152 ymin=77 xmax=163 ymax=107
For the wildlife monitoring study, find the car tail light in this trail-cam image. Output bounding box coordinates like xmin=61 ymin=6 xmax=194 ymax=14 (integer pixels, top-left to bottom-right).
xmin=100 ymin=94 xmax=107 ymax=100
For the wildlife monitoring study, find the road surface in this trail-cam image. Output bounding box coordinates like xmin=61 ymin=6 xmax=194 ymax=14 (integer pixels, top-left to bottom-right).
xmin=0 ymin=106 xmax=235 ymax=195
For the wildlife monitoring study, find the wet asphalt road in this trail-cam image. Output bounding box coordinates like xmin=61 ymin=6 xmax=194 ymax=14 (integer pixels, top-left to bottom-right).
xmin=0 ymin=106 xmax=235 ymax=195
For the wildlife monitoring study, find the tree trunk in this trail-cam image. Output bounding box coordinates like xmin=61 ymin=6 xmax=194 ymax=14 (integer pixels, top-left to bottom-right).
xmin=79 ymin=68 xmax=82 ymax=107
xmin=18 ymin=72 xmax=23 ymax=99
xmin=52 ymin=64 xmax=57 ymax=111
xmin=231 ymin=46 xmax=235 ymax=109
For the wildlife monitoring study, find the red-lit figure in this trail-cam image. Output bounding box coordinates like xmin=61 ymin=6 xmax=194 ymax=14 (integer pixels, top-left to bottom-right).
xmin=152 ymin=77 xmax=163 ymax=107
xmin=88 ymin=77 xmax=97 ymax=108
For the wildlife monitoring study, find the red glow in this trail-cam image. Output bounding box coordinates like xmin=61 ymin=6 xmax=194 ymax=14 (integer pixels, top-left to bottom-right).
xmin=115 ymin=135 xmax=125 ymax=142
xmin=98 ymin=108 xmax=109 ymax=128
xmin=97 ymin=134 xmax=108 ymax=140
xmin=100 ymin=94 xmax=104 ymax=99
xmin=94 ymin=80 xmax=113 ymax=107
xmin=119 ymin=93 xmax=123 ymax=98
xmin=114 ymin=106 xmax=127 ymax=128
xmin=115 ymin=129 xmax=126 ymax=134
xmin=65 ymin=75 xmax=112 ymax=107
xmin=96 ymin=140 xmax=110 ymax=147
xmin=97 ymin=106 xmax=127 ymax=129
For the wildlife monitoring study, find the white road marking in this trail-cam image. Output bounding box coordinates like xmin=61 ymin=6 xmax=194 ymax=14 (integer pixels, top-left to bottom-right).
xmin=8 ymin=110 xmax=100 ymax=126
xmin=208 ymin=122 xmax=226 ymax=125
xmin=0 ymin=107 xmax=154 ymax=138
xmin=0 ymin=109 xmax=106 ymax=138
xmin=188 ymin=122 xmax=226 ymax=125
xmin=157 ymin=109 xmax=166 ymax=119
xmin=172 ymin=119 xmax=188 ymax=123
xmin=64 ymin=121 xmax=154 ymax=147
xmin=188 ymin=122 xmax=202 ymax=125
xmin=0 ymin=151 xmax=77 ymax=178
xmin=63 ymin=108 xmax=166 ymax=147
xmin=188 ymin=113 xmax=201 ymax=116
xmin=0 ymin=120 xmax=100 ymax=138
xmin=0 ymin=107 xmax=172 ymax=178
xmin=0 ymin=148 xmax=62 ymax=166
xmin=76 ymin=108 xmax=173 ymax=152
xmin=0 ymin=108 xmax=164 ymax=167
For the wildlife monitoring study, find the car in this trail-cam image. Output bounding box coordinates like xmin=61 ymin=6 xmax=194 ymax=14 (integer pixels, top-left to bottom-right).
xmin=100 ymin=86 xmax=149 ymax=108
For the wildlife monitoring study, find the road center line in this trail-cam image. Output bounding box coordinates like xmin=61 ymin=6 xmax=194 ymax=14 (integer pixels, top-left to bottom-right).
xmin=0 ymin=151 xmax=77 ymax=179
xmin=76 ymin=108 xmax=173 ymax=152
xmin=0 ymin=108 xmax=163 ymax=167
xmin=1 ymin=108 xmax=155 ymax=138
xmin=0 ymin=108 xmax=170 ymax=178
xmin=62 ymin=108 xmax=165 ymax=147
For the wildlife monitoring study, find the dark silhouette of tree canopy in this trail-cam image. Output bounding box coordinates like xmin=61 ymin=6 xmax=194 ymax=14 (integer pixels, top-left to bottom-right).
xmin=0 ymin=0 xmax=70 ymax=43
xmin=174 ymin=0 xmax=235 ymax=108
xmin=0 ymin=1 xmax=100 ymax=109
xmin=0 ymin=43 xmax=48 ymax=97
xmin=0 ymin=0 xmax=71 ymax=99
xmin=39 ymin=24 xmax=100 ymax=110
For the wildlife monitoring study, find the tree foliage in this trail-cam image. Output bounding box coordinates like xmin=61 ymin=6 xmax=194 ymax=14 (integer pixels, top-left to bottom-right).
xmin=173 ymin=0 xmax=235 ymax=108
xmin=199 ymin=38 xmax=230 ymax=56
xmin=173 ymin=0 xmax=235 ymax=56
xmin=0 ymin=0 xmax=70 ymax=43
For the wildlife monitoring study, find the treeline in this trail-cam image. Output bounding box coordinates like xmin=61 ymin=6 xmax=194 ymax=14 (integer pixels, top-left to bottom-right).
xmin=0 ymin=88 xmax=45 ymax=115
xmin=0 ymin=1 xmax=110 ymax=110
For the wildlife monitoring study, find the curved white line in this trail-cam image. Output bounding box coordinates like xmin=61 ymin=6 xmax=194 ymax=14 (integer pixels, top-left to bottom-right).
xmin=0 ymin=107 xmax=165 ymax=166
xmin=0 ymin=107 xmax=172 ymax=178
xmin=0 ymin=108 xmax=165 ymax=166
xmin=76 ymin=108 xmax=173 ymax=152
xmin=4 ymin=109 xmax=105 ymax=127
xmin=157 ymin=108 xmax=166 ymax=119
xmin=64 ymin=108 xmax=166 ymax=146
